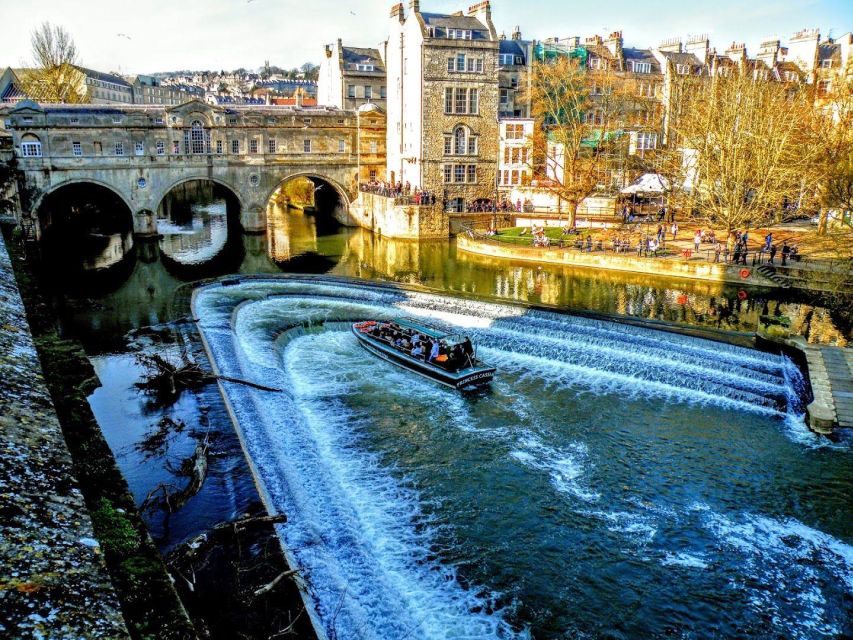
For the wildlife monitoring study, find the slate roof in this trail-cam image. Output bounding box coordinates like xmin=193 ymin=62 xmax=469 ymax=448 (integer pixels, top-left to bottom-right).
xmin=623 ymin=47 xmax=662 ymax=73
xmin=76 ymin=66 xmax=131 ymax=87
xmin=342 ymin=46 xmax=386 ymax=73
xmin=499 ymin=39 xmax=527 ymax=59
xmin=818 ymin=42 xmax=842 ymax=64
xmin=659 ymin=51 xmax=703 ymax=67
xmin=421 ymin=12 xmax=490 ymax=39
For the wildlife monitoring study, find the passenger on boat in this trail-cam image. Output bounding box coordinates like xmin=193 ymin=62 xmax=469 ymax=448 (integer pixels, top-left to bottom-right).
xmin=428 ymin=339 xmax=440 ymax=363
xmin=411 ymin=343 xmax=424 ymax=358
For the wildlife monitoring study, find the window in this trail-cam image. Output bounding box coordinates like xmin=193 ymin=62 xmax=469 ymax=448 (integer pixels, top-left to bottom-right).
xmin=303 ymin=139 xmax=311 ymax=153
xmin=467 ymin=164 xmax=477 ymax=183
xmin=135 ymin=141 xmax=144 ymax=156
xmin=172 ymin=140 xmax=180 ymax=154
xmin=154 ymin=117 xmax=164 ymax=125
xmin=369 ymin=169 xmax=377 ymax=181
xmin=500 ymin=89 xmax=509 ymax=106
xmin=229 ymin=117 xmax=238 ymax=124
xmin=467 ymin=136 xmax=477 ymax=155
xmin=356 ymin=63 xmax=375 ymax=71
xmin=190 ymin=120 xmax=206 ymax=154
xmin=216 ymin=140 xmax=223 ymax=154
xmin=444 ymin=165 xmax=452 ymax=183
xmin=784 ymin=70 xmax=798 ymax=82
xmin=21 ymin=138 xmax=42 ymax=157
xmin=676 ymin=64 xmax=691 ymax=75
xmin=454 ymin=127 xmax=466 ymax=154
xmin=448 ymin=57 xmax=456 ymax=73
xmin=348 ymin=84 xmax=356 ymax=98
xmin=72 ymin=141 xmax=82 ymax=157
xmin=589 ymin=57 xmax=607 ymax=71
xmin=156 ymin=140 xmax=165 ymax=155
xmin=499 ymin=53 xmax=515 ymax=66
xmin=469 ymin=88 xmax=478 ymax=114
xmin=444 ymin=136 xmax=452 ymax=155
xmin=370 ymin=141 xmax=378 ymax=154
xmin=380 ymin=86 xmax=387 ymax=99
xmin=505 ymin=123 xmax=524 ymax=139
xmin=638 ymin=82 xmax=655 ymax=97
xmin=455 ymin=88 xmax=467 ymax=114
xmin=817 ymin=80 xmax=832 ymax=97
xmin=632 ymin=61 xmax=652 ymax=73
xmin=637 ymin=132 xmax=657 ymax=150
xmin=820 ymin=60 xmax=833 ymax=69
xmin=249 ymin=139 xmax=258 ymax=153
xmin=466 ymin=57 xmax=483 ymax=72
xmin=454 ymin=164 xmax=466 ymax=183
xmin=364 ymin=85 xmax=372 ymax=100
xmin=339 ymin=139 xmax=346 ymax=153
xmin=268 ymin=138 xmax=277 ymax=153
xmin=231 ymin=139 xmax=240 ymax=154
xmin=447 ymin=29 xmax=472 ymax=40
xmin=445 ymin=88 xmax=454 ymax=114
xmin=114 ymin=142 xmax=124 ymax=156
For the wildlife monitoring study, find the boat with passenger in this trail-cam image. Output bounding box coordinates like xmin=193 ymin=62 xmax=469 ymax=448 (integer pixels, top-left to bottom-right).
xmin=352 ymin=319 xmax=496 ymax=391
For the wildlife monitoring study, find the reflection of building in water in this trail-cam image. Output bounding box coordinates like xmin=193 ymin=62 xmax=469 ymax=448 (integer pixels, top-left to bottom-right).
xmin=158 ymin=202 xmax=229 ymax=264
xmin=266 ymin=202 xmax=319 ymax=262
xmin=81 ymin=232 xmax=134 ymax=271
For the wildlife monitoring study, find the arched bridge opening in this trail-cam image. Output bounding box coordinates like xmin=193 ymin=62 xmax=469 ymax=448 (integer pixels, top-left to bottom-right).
xmin=155 ymin=179 xmax=245 ymax=276
xmin=35 ymin=182 xmax=136 ymax=275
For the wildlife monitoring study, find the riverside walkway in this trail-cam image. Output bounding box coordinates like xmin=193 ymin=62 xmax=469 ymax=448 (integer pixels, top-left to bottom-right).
xmin=0 ymin=233 xmax=128 ymax=638
xmin=801 ymin=343 xmax=853 ymax=432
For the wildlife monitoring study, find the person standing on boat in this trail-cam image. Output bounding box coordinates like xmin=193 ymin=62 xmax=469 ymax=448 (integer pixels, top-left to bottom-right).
xmin=428 ymin=339 xmax=440 ymax=363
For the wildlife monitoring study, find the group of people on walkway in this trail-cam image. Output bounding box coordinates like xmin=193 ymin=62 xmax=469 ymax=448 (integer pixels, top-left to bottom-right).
xmin=360 ymin=181 xmax=437 ymax=206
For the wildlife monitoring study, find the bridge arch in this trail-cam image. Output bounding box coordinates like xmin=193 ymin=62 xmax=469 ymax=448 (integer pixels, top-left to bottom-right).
xmin=154 ymin=176 xmax=246 ymax=215
xmin=264 ymin=172 xmax=353 ymax=226
xmin=34 ymin=178 xmax=134 ymax=224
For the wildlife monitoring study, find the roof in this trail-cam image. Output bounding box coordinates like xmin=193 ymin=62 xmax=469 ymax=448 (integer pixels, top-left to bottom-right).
xmin=499 ymin=39 xmax=527 ymax=58
xmin=660 ymin=51 xmax=703 ymax=67
xmin=623 ymin=48 xmax=661 ymax=72
xmin=420 ymin=12 xmax=490 ymax=39
xmin=818 ymin=42 xmax=842 ymax=64
xmin=342 ymin=46 xmax=385 ymax=73
xmin=75 ymin=66 xmax=131 ymax=88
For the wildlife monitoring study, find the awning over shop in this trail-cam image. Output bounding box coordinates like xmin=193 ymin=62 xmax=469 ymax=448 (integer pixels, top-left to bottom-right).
xmin=620 ymin=173 xmax=670 ymax=195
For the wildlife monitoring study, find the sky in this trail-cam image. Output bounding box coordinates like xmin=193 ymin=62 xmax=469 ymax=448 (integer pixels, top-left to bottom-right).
xmin=0 ymin=0 xmax=850 ymax=75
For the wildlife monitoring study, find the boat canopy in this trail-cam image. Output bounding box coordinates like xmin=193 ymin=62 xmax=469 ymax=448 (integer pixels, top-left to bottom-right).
xmin=391 ymin=318 xmax=467 ymax=345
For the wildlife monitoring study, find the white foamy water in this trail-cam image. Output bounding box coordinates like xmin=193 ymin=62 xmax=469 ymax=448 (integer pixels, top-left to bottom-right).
xmin=193 ymin=278 xmax=850 ymax=639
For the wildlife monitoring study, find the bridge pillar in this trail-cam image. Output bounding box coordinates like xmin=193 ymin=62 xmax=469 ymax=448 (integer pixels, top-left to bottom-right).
xmin=133 ymin=209 xmax=158 ymax=236
xmin=241 ymin=205 xmax=267 ymax=233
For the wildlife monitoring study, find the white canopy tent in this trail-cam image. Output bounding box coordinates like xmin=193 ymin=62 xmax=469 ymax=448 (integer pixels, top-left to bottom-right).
xmin=620 ymin=173 xmax=670 ymax=195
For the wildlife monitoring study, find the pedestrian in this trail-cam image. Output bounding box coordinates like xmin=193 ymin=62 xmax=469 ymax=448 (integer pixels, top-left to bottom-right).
xmin=781 ymin=242 xmax=790 ymax=266
xmin=694 ymin=229 xmax=701 ymax=252
xmin=740 ymin=245 xmax=748 ymax=265
xmin=764 ymin=232 xmax=772 ymax=252
xmin=733 ymin=243 xmax=741 ymax=265
xmin=671 ymin=222 xmax=678 ymax=240
xmin=769 ymin=243 xmax=777 ymax=264
xmin=714 ymin=242 xmax=721 ymax=263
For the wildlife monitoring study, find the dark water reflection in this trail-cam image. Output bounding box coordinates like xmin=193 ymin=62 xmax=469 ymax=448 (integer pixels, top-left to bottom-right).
xmin=48 ymin=203 xmax=851 ymax=347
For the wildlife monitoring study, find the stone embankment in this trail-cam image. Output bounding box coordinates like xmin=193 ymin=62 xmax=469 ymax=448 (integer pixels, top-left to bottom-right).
xmin=0 ymin=232 xmax=129 ymax=638
xmin=790 ymin=338 xmax=853 ymax=433
xmin=457 ymin=232 xmax=779 ymax=287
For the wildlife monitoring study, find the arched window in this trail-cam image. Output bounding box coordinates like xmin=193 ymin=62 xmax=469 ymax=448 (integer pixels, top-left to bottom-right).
xmin=190 ymin=120 xmax=206 ymax=154
xmin=454 ymin=126 xmax=466 ymax=155
xmin=20 ymin=133 xmax=42 ymax=158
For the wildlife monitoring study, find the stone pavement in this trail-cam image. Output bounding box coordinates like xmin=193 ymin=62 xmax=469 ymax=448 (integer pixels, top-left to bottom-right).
xmin=0 ymin=232 xmax=129 ymax=638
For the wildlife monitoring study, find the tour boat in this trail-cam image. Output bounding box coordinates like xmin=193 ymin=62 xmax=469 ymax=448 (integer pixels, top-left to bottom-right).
xmin=352 ymin=319 xmax=496 ymax=391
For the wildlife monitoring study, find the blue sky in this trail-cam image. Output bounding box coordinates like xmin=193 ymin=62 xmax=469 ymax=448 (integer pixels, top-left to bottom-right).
xmin=0 ymin=0 xmax=850 ymax=74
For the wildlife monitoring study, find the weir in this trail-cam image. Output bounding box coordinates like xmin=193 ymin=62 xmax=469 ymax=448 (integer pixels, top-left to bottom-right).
xmin=190 ymin=275 xmax=851 ymax=640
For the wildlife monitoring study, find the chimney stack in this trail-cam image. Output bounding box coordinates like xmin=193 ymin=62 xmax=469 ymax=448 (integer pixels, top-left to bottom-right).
xmin=390 ymin=3 xmax=404 ymax=21
xmin=604 ymin=30 xmax=623 ymax=58
xmin=409 ymin=0 xmax=419 ymax=12
xmin=512 ymin=26 xmax=522 ymax=41
xmin=468 ymin=1 xmax=491 ymax=21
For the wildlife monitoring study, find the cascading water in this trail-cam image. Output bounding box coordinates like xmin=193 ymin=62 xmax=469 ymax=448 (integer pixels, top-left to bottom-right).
xmin=194 ymin=277 xmax=852 ymax=640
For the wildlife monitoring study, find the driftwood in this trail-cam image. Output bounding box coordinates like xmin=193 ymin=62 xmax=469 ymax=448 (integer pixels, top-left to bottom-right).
xmin=252 ymin=569 xmax=298 ymax=599
xmin=166 ymin=514 xmax=288 ymax=566
xmin=142 ymin=437 xmax=209 ymax=513
xmin=135 ymin=353 xmax=283 ymax=401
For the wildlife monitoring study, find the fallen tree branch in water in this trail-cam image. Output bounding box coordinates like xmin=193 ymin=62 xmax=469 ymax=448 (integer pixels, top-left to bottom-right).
xmin=141 ymin=436 xmax=209 ymax=514
xmin=166 ymin=514 xmax=288 ymax=566
xmin=252 ymin=569 xmax=299 ymax=599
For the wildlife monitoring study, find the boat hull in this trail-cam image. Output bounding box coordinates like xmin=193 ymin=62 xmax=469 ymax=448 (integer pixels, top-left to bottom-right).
xmin=352 ymin=326 xmax=495 ymax=390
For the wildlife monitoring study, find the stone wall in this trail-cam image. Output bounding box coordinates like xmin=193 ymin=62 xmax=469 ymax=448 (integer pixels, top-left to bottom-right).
xmin=351 ymin=192 xmax=448 ymax=239
xmin=457 ymin=232 xmax=780 ymax=286
xmin=0 ymin=231 xmax=128 ymax=638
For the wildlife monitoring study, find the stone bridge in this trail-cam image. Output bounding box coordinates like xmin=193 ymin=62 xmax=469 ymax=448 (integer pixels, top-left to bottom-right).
xmin=1 ymin=99 xmax=385 ymax=238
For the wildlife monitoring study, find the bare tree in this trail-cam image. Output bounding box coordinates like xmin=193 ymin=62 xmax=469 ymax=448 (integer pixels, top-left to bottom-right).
xmin=669 ymin=71 xmax=821 ymax=234
xmin=814 ymin=77 xmax=853 ymax=234
xmin=20 ymin=22 xmax=87 ymax=103
xmin=527 ymin=55 xmax=631 ymax=227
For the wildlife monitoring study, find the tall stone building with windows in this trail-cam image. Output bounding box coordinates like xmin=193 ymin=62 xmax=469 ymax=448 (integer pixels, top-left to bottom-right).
xmin=318 ymin=40 xmax=387 ymax=111
xmin=385 ymin=1 xmax=500 ymax=212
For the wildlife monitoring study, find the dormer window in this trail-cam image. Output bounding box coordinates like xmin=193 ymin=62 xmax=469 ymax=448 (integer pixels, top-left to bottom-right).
xmin=448 ymin=29 xmax=472 ymax=40
xmin=632 ymin=61 xmax=651 ymax=74
xmin=589 ymin=58 xmax=608 ymax=71
xmin=356 ymin=63 xmax=375 ymax=71
xmin=820 ymin=60 xmax=833 ymax=69
xmin=20 ymin=134 xmax=42 ymax=157
xmin=676 ymin=64 xmax=691 ymax=75
xmin=22 ymin=116 xmax=33 ymax=124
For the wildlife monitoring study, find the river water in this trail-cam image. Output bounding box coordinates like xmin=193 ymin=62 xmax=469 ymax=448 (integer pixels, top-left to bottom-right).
xmin=37 ymin=201 xmax=852 ymax=639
